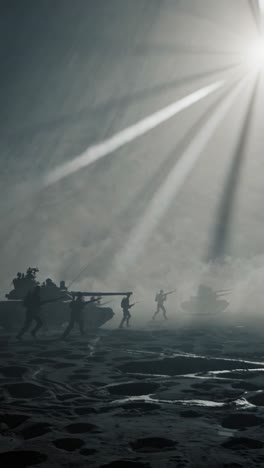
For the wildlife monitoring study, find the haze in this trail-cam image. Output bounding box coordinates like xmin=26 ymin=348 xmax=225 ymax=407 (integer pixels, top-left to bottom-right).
xmin=1 ymin=0 xmax=264 ymax=320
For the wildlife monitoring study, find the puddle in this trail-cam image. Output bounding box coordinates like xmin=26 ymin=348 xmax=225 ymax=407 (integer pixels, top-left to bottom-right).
xmin=124 ymin=349 xmax=264 ymax=368
xmin=125 ymin=349 xmax=160 ymax=356
xmin=119 ymin=351 xmax=264 ymax=381
xmin=124 ymin=372 xmax=170 ymax=378
xmin=110 ymin=393 xmax=256 ymax=409
xmin=208 ymin=367 xmax=264 ymax=376
xmin=233 ymin=398 xmax=255 ymax=408
xmin=111 ymin=394 xmax=225 ymax=408
xmin=163 ymin=352 xmax=264 ymax=368
xmin=175 ymin=399 xmax=225 ymax=407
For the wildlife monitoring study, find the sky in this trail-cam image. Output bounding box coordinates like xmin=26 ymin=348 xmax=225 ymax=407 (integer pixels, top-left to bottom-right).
xmin=1 ymin=0 xmax=264 ymax=317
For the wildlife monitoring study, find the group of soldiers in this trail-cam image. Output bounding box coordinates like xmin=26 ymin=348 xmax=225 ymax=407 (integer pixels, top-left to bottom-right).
xmin=118 ymin=289 xmax=175 ymax=328
xmin=16 ymin=287 xmax=174 ymax=340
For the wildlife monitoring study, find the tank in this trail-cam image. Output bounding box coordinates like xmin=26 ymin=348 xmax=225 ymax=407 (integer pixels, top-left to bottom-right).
xmin=181 ymin=285 xmax=230 ymax=316
xmin=0 ymin=268 xmax=130 ymax=331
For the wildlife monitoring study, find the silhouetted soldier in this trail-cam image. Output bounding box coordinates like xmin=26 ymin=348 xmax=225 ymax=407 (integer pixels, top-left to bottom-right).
xmin=45 ymin=278 xmax=57 ymax=289
xmin=119 ymin=293 xmax=135 ymax=328
xmin=16 ymin=286 xmax=43 ymax=339
xmin=153 ymin=289 xmax=168 ymax=320
xmin=26 ymin=267 xmax=38 ymax=280
xmin=62 ymin=293 xmax=94 ymax=339
xmin=13 ymin=272 xmax=22 ymax=288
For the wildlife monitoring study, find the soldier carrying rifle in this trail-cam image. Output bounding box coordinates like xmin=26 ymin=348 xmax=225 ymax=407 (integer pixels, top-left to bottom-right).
xmin=119 ymin=293 xmax=135 ymax=328
xmin=17 ymin=285 xmax=64 ymax=339
xmin=61 ymin=293 xmax=101 ymax=339
xmin=153 ymin=289 xmax=176 ymax=321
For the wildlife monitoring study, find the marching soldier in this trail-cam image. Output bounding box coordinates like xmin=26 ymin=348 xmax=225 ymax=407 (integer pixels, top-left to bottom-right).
xmin=153 ymin=289 xmax=176 ymax=321
xmin=16 ymin=286 xmax=43 ymax=339
xmin=119 ymin=293 xmax=135 ymax=328
xmin=153 ymin=289 xmax=168 ymax=320
xmin=61 ymin=293 xmax=100 ymax=339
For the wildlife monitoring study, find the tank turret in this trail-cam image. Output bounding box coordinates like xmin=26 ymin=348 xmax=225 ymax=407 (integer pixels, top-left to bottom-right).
xmin=181 ymin=285 xmax=229 ymax=316
xmin=6 ymin=268 xmax=40 ymax=300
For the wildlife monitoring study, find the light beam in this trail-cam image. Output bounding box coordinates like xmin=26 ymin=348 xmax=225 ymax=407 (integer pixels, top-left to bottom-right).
xmin=43 ymin=81 xmax=225 ymax=187
xmin=259 ymin=0 xmax=264 ymax=15
xmin=113 ymin=73 xmax=254 ymax=275
xmin=208 ymin=72 xmax=260 ymax=260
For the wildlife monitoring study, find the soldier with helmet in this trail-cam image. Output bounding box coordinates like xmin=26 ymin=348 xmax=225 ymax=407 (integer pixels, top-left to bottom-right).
xmin=16 ymin=285 xmax=43 ymax=339
xmin=119 ymin=293 xmax=135 ymax=328
xmin=61 ymin=293 xmax=101 ymax=339
xmin=153 ymin=289 xmax=168 ymax=320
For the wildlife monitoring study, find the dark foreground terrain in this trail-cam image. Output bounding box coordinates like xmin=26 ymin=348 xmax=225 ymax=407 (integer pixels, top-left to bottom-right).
xmin=1 ymin=322 xmax=264 ymax=467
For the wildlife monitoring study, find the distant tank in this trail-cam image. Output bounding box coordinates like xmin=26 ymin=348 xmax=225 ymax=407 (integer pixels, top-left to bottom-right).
xmin=181 ymin=285 xmax=230 ymax=316
xmin=0 ymin=268 xmax=131 ymax=331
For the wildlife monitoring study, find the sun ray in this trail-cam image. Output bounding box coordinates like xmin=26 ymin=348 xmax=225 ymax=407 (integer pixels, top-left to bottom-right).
xmin=43 ymin=81 xmax=226 ymax=187
xmin=3 ymin=63 xmax=239 ymax=139
xmin=248 ymin=0 xmax=262 ymax=33
xmin=207 ymin=73 xmax=260 ymax=261
xmin=112 ymin=73 xmax=255 ymax=276
xmin=177 ymin=6 xmax=248 ymax=46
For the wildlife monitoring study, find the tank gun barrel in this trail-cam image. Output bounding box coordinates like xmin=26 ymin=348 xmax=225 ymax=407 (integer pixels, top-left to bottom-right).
xmin=70 ymin=291 xmax=133 ymax=297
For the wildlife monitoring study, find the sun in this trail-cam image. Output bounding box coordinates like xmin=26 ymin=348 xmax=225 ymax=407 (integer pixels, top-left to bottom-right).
xmin=245 ymin=38 xmax=264 ymax=70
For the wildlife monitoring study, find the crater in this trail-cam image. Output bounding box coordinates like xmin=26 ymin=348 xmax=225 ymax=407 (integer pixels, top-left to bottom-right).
xmin=222 ymin=437 xmax=264 ymax=450
xmin=0 ymin=450 xmax=47 ymax=466
xmin=20 ymin=422 xmax=52 ymax=439
xmin=222 ymin=413 xmax=264 ymax=429
xmin=0 ymin=413 xmax=30 ymax=428
xmin=53 ymin=437 xmax=85 ymax=451
xmin=0 ymin=366 xmax=28 ymax=379
xmin=65 ymin=422 xmax=99 ymax=433
xmin=4 ymin=383 xmax=46 ymax=398
xmin=130 ymin=437 xmax=177 ymax=452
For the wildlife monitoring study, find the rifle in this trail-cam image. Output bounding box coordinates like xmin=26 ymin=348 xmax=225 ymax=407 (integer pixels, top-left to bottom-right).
xmin=129 ymin=301 xmax=140 ymax=309
xmin=164 ymin=289 xmax=176 ymax=297
xmin=86 ymin=296 xmax=102 ymax=305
